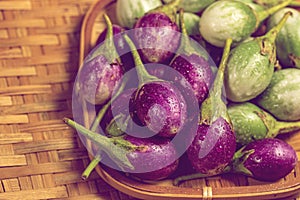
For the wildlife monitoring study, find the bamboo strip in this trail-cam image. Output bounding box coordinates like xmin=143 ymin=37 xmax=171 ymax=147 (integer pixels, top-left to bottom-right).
xmin=0 ymin=1 xmax=31 ymax=10
xmin=0 ymin=30 xmax=9 ymax=39
xmin=0 ymin=155 xmax=27 ymax=167
xmin=0 ymin=67 xmax=36 ymax=77
xmin=20 ymin=6 xmax=80 ymax=18
xmin=0 ymin=186 xmax=68 ymax=200
xmin=52 ymin=193 xmax=113 ymax=200
xmin=54 ymin=171 xmax=99 ymax=185
xmin=0 ymin=34 xmax=59 ymax=47
xmin=13 ymin=138 xmax=78 ymax=154
xmin=0 ymin=133 xmax=33 ymax=144
xmin=0 ymin=144 xmax=14 ymax=156
xmin=0 ymin=115 xmax=29 ymax=124
xmin=0 ymin=47 xmax=24 ymax=59
xmin=18 ymin=177 xmax=33 ymax=190
xmin=0 ymin=85 xmax=52 ymax=96
xmin=0 ymin=96 xmax=12 ymax=106
xmin=57 ymin=148 xmax=88 ymax=161
xmin=0 ymin=19 xmax=46 ymax=28
xmin=0 ymin=101 xmax=68 ymax=114
xmin=0 ymin=162 xmax=73 ymax=179
xmin=18 ymin=119 xmax=70 ymax=132
xmin=30 ymin=73 xmax=76 ymax=84
xmin=1 ymin=178 xmax=20 ymax=192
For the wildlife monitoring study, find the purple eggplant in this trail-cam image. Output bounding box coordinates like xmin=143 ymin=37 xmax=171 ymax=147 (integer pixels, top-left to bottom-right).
xmin=170 ymin=10 xmax=214 ymax=105
xmin=232 ymin=138 xmax=298 ymax=182
xmin=124 ymin=34 xmax=188 ymax=138
xmin=133 ymin=0 xmax=181 ymax=64
xmin=64 ymin=118 xmax=179 ymax=181
xmin=100 ymin=87 xmax=154 ymax=138
xmin=186 ymin=38 xmax=236 ymax=175
xmin=78 ymin=14 xmax=123 ymax=105
xmin=174 ymin=138 xmax=297 ymax=185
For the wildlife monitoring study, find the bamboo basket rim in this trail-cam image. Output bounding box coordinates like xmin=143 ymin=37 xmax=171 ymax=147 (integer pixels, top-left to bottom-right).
xmin=78 ymin=0 xmax=300 ymax=199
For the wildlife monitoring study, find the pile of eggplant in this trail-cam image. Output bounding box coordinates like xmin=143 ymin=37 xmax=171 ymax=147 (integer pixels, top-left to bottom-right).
xmin=65 ymin=0 xmax=300 ymax=185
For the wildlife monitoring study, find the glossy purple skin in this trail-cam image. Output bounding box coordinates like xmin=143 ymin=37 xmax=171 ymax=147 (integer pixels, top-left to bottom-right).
xmin=130 ymin=81 xmax=187 ymax=138
xmin=133 ymin=12 xmax=180 ymax=64
xmin=187 ymin=117 xmax=236 ymax=175
xmin=79 ymin=55 xmax=123 ymax=105
xmin=96 ymin=25 xmax=134 ymax=72
xmin=124 ymin=135 xmax=179 ymax=180
xmin=243 ymin=138 xmax=298 ymax=182
xmin=170 ymin=54 xmax=213 ymax=104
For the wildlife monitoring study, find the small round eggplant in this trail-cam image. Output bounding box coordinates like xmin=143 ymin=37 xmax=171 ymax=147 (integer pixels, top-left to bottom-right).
xmin=267 ymin=8 xmax=300 ymax=68
xmin=224 ymin=11 xmax=292 ymax=102
xmin=173 ymin=138 xmax=297 ymax=185
xmin=232 ymin=138 xmax=298 ymax=182
xmin=199 ymin=0 xmax=292 ymax=47
xmin=228 ymin=102 xmax=300 ymax=146
xmin=256 ymin=68 xmax=300 ymax=121
xmin=187 ymin=117 xmax=236 ymax=174
xmin=133 ymin=0 xmax=181 ymax=64
xmin=79 ymin=14 xmax=123 ymax=105
xmin=124 ymin=34 xmax=187 ymax=138
xmin=64 ymin=118 xmax=179 ymax=181
xmin=186 ymin=39 xmax=236 ymax=175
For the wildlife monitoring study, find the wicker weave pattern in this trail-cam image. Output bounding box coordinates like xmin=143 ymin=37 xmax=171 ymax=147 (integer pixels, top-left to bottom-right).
xmin=0 ymin=1 xmax=136 ymax=199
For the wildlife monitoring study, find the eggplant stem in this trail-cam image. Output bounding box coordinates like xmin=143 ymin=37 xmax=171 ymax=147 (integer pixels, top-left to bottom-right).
xmin=81 ymin=154 xmax=102 ymax=180
xmin=63 ymin=118 xmax=135 ymax=170
xmin=123 ymin=34 xmax=161 ymax=85
xmin=256 ymin=0 xmax=292 ymax=26
xmin=200 ymin=38 xmax=232 ymax=124
xmin=173 ymin=173 xmax=213 ymax=186
xmin=261 ymin=11 xmax=292 ymax=44
xmin=271 ymin=121 xmax=300 ymax=137
xmin=86 ymin=14 xmax=120 ymax=63
xmin=151 ymin=0 xmax=182 ymax=21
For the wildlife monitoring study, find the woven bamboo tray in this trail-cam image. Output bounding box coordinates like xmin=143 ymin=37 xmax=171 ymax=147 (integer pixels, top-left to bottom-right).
xmin=0 ymin=0 xmax=136 ymax=199
xmin=78 ymin=0 xmax=300 ymax=199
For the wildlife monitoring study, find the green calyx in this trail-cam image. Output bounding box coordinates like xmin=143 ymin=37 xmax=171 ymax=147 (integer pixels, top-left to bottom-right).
xmin=123 ymin=34 xmax=162 ymax=86
xmin=86 ymin=14 xmax=120 ymax=64
xmin=63 ymin=118 xmax=144 ymax=171
xmin=105 ymin=113 xmax=131 ymax=137
xmin=256 ymin=11 xmax=292 ymax=64
xmin=174 ymin=9 xmax=207 ymax=59
xmin=149 ymin=0 xmax=182 ymax=22
xmin=255 ymin=110 xmax=300 ymax=138
xmin=225 ymin=147 xmax=254 ymax=177
xmin=200 ymin=38 xmax=232 ymax=125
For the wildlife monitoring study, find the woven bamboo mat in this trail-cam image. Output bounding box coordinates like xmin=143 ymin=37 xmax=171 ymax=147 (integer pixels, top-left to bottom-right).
xmin=0 ymin=0 xmax=136 ymax=199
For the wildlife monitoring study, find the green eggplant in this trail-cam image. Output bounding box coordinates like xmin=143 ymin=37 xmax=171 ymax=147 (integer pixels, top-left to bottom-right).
xmin=224 ymin=11 xmax=291 ymax=102
xmin=267 ymin=8 xmax=300 ymax=68
xmin=256 ymin=68 xmax=300 ymax=121
xmin=228 ymin=102 xmax=300 ymax=146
